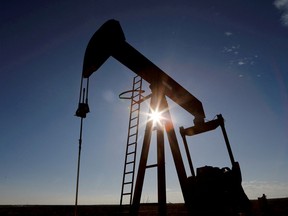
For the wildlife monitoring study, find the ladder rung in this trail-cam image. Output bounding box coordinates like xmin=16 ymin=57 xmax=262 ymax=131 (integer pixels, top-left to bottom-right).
xmin=132 ymin=101 xmax=139 ymax=106
xmin=132 ymin=94 xmax=140 ymax=102
xmin=127 ymin=151 xmax=135 ymax=155
xmin=131 ymin=94 xmax=139 ymax=102
xmin=134 ymin=79 xmax=141 ymax=84
xmin=132 ymin=103 xmax=140 ymax=107
xmin=131 ymin=106 xmax=139 ymax=111
xmin=124 ymin=181 xmax=133 ymax=185
xmin=128 ymin=133 xmax=136 ymax=138
xmin=133 ymin=93 xmax=140 ymax=98
xmin=126 ymin=161 xmax=134 ymax=165
xmin=131 ymin=109 xmax=139 ymax=113
xmin=122 ymin=192 xmax=132 ymax=196
xmin=128 ymin=142 xmax=136 ymax=146
xmin=130 ymin=116 xmax=138 ymax=121
xmin=134 ymin=91 xmax=140 ymax=95
xmin=132 ymin=88 xmax=141 ymax=93
xmin=130 ymin=124 xmax=137 ymax=129
xmin=146 ymin=164 xmax=158 ymax=169
xmin=125 ymin=171 xmax=133 ymax=175
xmin=132 ymin=100 xmax=140 ymax=105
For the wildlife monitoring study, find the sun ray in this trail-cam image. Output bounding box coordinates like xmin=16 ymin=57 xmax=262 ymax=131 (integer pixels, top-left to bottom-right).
xmin=147 ymin=107 xmax=167 ymax=128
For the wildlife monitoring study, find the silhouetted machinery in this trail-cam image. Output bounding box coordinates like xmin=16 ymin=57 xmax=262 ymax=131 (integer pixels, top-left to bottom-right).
xmin=75 ymin=19 xmax=251 ymax=215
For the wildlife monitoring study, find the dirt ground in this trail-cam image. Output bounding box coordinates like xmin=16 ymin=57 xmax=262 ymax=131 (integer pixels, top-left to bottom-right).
xmin=0 ymin=198 xmax=287 ymax=216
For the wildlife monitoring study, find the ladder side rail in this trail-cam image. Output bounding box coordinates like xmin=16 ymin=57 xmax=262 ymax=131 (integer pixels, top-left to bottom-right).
xmin=129 ymin=76 xmax=142 ymax=205
xmin=120 ymin=79 xmax=137 ymax=205
xmin=120 ymin=76 xmax=143 ymax=205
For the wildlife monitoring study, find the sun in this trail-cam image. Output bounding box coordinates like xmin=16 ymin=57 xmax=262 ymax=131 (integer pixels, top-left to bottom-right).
xmin=148 ymin=108 xmax=164 ymax=126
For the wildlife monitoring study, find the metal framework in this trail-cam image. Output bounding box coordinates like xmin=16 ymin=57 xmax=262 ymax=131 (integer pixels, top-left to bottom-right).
xmin=75 ymin=19 xmax=251 ymax=215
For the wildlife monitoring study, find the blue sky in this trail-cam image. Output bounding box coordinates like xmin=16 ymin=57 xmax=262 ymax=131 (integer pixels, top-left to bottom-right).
xmin=1 ymin=0 xmax=287 ymax=205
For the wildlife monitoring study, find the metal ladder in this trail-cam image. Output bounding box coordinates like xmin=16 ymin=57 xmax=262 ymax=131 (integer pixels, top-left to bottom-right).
xmin=120 ymin=76 xmax=143 ymax=206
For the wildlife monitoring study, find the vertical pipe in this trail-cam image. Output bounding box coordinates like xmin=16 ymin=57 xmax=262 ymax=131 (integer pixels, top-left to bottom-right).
xmin=78 ymin=76 xmax=84 ymax=104
xmin=85 ymin=78 xmax=89 ymax=104
xmin=75 ymin=117 xmax=83 ymax=216
xmin=75 ymin=88 xmax=86 ymax=216
xmin=218 ymin=114 xmax=235 ymax=165
xmin=180 ymin=127 xmax=195 ymax=177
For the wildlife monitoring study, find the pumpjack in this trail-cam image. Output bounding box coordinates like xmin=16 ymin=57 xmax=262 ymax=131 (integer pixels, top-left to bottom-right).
xmin=75 ymin=19 xmax=251 ymax=215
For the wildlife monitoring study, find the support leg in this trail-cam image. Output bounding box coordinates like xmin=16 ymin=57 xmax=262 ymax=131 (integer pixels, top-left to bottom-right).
xmin=162 ymin=99 xmax=189 ymax=203
xmin=131 ymin=118 xmax=153 ymax=214
xmin=157 ymin=124 xmax=167 ymax=215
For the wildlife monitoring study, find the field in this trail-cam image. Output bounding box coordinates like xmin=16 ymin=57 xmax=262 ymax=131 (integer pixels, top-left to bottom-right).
xmin=1 ymin=198 xmax=287 ymax=216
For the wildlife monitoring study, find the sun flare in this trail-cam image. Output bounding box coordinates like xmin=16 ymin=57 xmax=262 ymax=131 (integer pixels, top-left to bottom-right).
xmin=148 ymin=109 xmax=164 ymax=125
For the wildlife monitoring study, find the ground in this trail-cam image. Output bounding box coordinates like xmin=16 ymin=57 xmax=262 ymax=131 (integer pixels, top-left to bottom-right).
xmin=0 ymin=198 xmax=288 ymax=216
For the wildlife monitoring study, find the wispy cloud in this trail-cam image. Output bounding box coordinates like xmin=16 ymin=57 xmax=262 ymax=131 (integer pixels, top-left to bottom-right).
xmin=225 ymin=31 xmax=233 ymax=37
xmin=222 ymin=44 xmax=259 ymax=67
xmin=274 ymin=0 xmax=288 ymax=27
